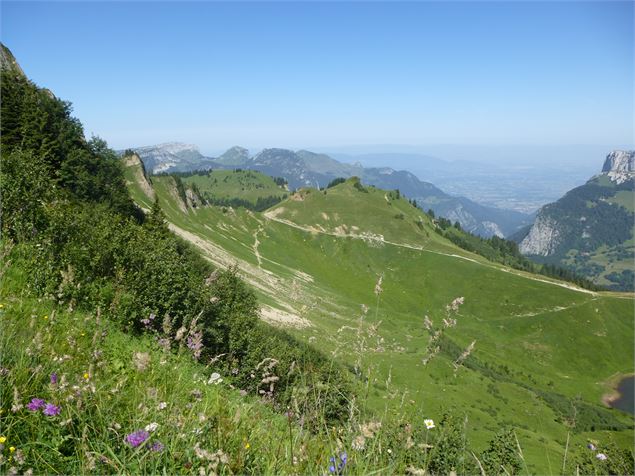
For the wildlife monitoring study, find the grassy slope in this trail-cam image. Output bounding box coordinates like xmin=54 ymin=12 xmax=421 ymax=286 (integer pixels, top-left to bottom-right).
xmin=0 ymin=254 xmax=310 ymax=474
xmin=182 ymin=170 xmax=287 ymax=205
xmin=125 ymin=165 xmax=634 ymax=473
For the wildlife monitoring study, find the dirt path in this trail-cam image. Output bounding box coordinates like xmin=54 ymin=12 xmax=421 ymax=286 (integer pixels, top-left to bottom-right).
xmin=262 ymin=210 xmax=598 ymax=296
xmin=252 ymin=226 xmax=263 ymax=268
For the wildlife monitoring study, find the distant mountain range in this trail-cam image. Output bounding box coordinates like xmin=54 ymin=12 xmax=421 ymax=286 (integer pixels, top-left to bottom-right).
xmin=122 ymin=142 xmax=531 ymax=237
xmin=515 ymin=150 xmax=634 ymax=291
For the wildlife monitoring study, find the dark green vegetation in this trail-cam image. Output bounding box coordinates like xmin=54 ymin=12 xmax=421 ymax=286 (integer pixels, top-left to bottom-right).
xmin=1 ymin=43 xmax=633 ymax=474
xmin=432 ymin=214 xmax=602 ymax=291
xmin=518 ymin=173 xmax=635 ymax=291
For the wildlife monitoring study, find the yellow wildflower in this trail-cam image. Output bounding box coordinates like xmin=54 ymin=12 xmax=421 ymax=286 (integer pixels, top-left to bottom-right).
xmin=83 ymin=372 xmax=89 ymax=380
xmin=9 ymin=446 xmax=15 ymax=453
xmin=0 ymin=436 xmax=6 ymax=444
xmin=43 ymin=315 xmax=48 ymax=320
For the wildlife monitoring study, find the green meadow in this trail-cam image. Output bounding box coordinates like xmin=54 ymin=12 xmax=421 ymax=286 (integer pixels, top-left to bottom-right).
xmin=125 ymin=159 xmax=635 ymax=473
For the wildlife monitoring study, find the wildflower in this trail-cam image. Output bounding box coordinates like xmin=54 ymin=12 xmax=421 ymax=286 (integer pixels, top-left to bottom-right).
xmin=587 ymin=442 xmax=597 ymax=451
xmin=125 ymin=430 xmax=150 ymax=448
xmin=145 ymin=422 xmax=159 ymax=432
xmin=43 ymin=315 xmax=48 ymax=320
xmin=50 ymin=373 xmax=58 ymax=385
xmin=141 ymin=313 xmax=156 ymax=328
xmin=9 ymin=447 xmax=15 ymax=453
xmin=26 ymin=398 xmax=46 ymax=412
xmin=328 ymin=452 xmax=348 ymax=474
xmin=186 ymin=330 xmax=204 ymax=360
xmin=207 ymin=372 xmax=223 ymax=385
xmin=83 ymin=372 xmax=89 ymax=380
xmin=596 ymin=453 xmax=608 ymax=461
xmin=43 ymin=403 xmax=61 ymax=416
xmin=150 ymin=441 xmax=164 ymax=452
xmin=0 ymin=436 xmax=6 ymax=444
xmin=424 ymin=419 xmax=435 ymax=429
xmin=157 ymin=402 xmax=168 ymax=410
xmin=133 ymin=352 xmax=151 ymax=371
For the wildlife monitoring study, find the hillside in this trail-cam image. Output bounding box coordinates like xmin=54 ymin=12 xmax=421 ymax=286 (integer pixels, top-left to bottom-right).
xmin=518 ymin=151 xmax=635 ymax=291
xmin=124 ymin=160 xmax=635 ymax=474
xmin=3 ymin=39 xmax=633 ymax=474
xmin=129 ymin=143 xmax=531 ymax=238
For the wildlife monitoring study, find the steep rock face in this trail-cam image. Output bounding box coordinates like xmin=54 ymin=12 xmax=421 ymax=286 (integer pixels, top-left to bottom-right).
xmin=0 ymin=43 xmax=25 ymax=77
xmin=519 ymin=215 xmax=561 ymax=256
xmin=602 ymin=150 xmax=635 ymax=184
xmin=517 ymin=150 xmax=634 ymax=290
xmin=128 ymin=143 xmax=215 ymax=174
xmin=123 ymin=153 xmax=155 ymax=201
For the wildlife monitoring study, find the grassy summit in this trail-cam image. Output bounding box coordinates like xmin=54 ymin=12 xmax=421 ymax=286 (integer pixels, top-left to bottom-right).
xmin=182 ymin=169 xmax=287 ymax=210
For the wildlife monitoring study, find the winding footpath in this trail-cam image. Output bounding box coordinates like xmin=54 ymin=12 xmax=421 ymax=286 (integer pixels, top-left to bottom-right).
xmin=262 ymin=210 xmax=599 ymax=296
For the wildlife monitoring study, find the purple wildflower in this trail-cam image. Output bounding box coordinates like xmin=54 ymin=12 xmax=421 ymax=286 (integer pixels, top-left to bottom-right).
xmin=328 ymin=452 xmax=347 ymax=474
xmin=186 ymin=330 xmax=203 ymax=360
xmin=587 ymin=443 xmax=597 ymax=451
xmin=126 ymin=430 xmax=150 ymax=448
xmin=150 ymin=441 xmax=165 ymax=452
xmin=141 ymin=313 xmax=156 ymax=329
xmin=26 ymin=398 xmax=46 ymax=412
xmin=596 ymin=453 xmax=608 ymax=461
xmin=50 ymin=372 xmax=58 ymax=385
xmin=43 ymin=403 xmax=61 ymax=416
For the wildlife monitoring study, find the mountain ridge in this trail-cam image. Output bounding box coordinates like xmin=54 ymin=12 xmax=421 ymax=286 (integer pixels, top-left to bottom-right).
xmin=126 ymin=142 xmax=531 ymax=237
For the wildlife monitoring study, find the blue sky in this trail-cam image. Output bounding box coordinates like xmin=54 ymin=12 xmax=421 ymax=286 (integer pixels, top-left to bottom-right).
xmin=2 ymin=1 xmax=633 ymax=156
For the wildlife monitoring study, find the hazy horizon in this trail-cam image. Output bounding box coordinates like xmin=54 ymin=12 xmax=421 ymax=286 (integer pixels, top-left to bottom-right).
xmin=2 ymin=1 xmax=633 ymax=161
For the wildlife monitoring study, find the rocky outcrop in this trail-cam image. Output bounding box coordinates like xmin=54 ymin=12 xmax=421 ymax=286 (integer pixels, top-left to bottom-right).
xmin=185 ymin=188 xmax=203 ymax=209
xmin=123 ymin=153 xmax=155 ymax=201
xmin=601 ymin=150 xmax=635 ymax=184
xmin=0 ymin=43 xmax=25 ymax=77
xmin=519 ymin=215 xmax=561 ymax=256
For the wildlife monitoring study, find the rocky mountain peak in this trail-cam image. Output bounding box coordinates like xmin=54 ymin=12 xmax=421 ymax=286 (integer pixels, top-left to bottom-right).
xmin=601 ymin=150 xmax=635 ymax=184
xmin=217 ymin=146 xmax=250 ymax=165
xmin=0 ymin=43 xmax=25 ymax=77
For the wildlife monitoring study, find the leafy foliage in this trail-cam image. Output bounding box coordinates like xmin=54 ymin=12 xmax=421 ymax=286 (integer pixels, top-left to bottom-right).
xmin=0 ymin=58 xmax=354 ymax=421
